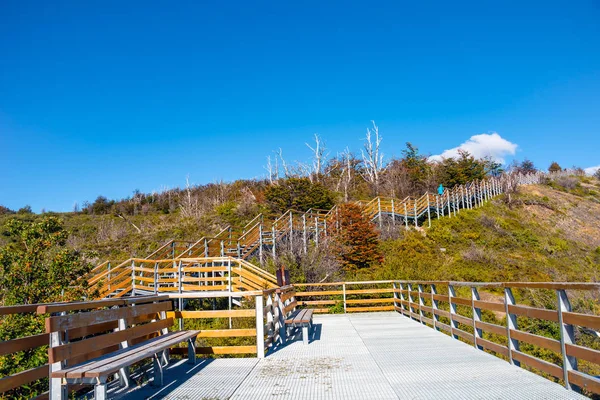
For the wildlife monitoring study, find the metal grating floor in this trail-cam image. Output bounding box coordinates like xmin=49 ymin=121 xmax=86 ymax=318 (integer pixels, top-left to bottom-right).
xmin=122 ymin=312 xmax=585 ymax=399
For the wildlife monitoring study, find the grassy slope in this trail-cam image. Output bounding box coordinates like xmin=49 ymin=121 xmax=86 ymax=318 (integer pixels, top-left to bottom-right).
xmin=375 ymin=179 xmax=600 ymax=285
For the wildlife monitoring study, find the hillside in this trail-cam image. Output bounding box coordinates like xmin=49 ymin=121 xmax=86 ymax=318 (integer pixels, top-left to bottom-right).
xmin=1 ymin=174 xmax=599 ymax=288
xmin=376 ymin=177 xmax=600 ymax=285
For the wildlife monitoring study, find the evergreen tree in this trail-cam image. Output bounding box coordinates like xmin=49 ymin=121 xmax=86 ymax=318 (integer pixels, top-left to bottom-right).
xmin=264 ymin=177 xmax=335 ymax=215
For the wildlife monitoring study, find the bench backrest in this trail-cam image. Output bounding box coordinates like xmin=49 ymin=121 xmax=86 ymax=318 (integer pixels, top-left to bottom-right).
xmin=45 ymin=299 xmax=174 ymax=366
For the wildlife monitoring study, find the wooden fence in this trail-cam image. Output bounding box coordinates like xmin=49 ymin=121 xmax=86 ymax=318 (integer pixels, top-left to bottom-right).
xmin=295 ymin=279 xmax=600 ymax=395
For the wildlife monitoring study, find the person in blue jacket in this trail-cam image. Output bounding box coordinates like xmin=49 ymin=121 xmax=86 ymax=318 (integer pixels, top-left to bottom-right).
xmin=438 ymin=184 xmax=444 ymax=195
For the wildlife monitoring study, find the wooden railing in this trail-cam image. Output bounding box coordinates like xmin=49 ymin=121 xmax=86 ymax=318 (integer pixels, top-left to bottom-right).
xmin=295 ymin=279 xmax=600 ymax=395
xmin=88 ymin=257 xmax=278 ymax=298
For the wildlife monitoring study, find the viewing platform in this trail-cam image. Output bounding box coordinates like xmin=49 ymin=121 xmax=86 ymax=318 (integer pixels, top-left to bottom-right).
xmin=120 ymin=312 xmax=583 ymax=399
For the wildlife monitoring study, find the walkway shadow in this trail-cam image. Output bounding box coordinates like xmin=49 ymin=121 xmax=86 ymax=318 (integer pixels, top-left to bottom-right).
xmin=266 ymin=323 xmax=322 ymax=356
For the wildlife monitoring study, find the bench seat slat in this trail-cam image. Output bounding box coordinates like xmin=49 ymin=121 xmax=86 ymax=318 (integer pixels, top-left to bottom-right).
xmin=85 ymin=330 xmax=199 ymax=378
xmin=56 ymin=330 xmax=197 ymax=379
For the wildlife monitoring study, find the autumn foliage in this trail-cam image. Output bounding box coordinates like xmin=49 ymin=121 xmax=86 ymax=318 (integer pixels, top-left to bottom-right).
xmin=332 ymin=203 xmax=383 ymax=271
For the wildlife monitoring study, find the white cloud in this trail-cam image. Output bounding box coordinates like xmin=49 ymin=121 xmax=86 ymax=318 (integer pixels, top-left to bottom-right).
xmin=584 ymin=165 xmax=600 ymax=175
xmin=429 ymin=132 xmax=518 ymax=164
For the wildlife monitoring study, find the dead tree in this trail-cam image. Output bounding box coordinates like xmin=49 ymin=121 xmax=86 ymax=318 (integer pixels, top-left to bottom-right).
xmin=360 ymin=121 xmax=386 ymax=194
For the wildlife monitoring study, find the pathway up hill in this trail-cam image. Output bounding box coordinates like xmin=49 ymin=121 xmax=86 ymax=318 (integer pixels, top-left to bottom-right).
xmin=378 ymin=176 xmax=600 ymax=286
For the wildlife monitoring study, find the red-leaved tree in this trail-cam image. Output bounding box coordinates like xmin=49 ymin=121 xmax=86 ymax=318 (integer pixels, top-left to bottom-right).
xmin=331 ymin=203 xmax=383 ymax=271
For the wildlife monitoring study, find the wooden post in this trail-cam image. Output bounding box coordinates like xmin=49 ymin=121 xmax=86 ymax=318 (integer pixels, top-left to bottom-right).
xmin=204 ymin=238 xmax=208 ymax=257
xmin=49 ymin=312 xmax=67 ymax=400
xmin=436 ymin=196 xmax=440 ymax=219
xmin=392 ymin=282 xmax=398 ymax=312
xmin=220 ymin=240 xmax=225 ymax=257
xmin=391 ymin=198 xmax=396 ymax=223
xmin=471 ymin=287 xmax=483 ymax=350
xmin=504 ymin=287 xmax=520 ymax=366
xmin=557 ymin=289 xmax=577 ymax=390
xmin=131 ymin=260 xmax=136 ymax=296
xmin=117 ymin=316 xmax=131 ymax=387
xmin=404 ymin=203 xmax=409 ymax=229
xmin=255 ymin=294 xmax=265 ymax=358
xmin=314 ymin=216 xmax=319 ymax=247
xmin=107 ymin=262 xmax=111 ymax=292
xmin=276 ymin=291 xmax=286 ymax=344
xmin=447 ymin=191 xmax=451 ymax=217
xmin=289 ymin=211 xmax=293 ymax=251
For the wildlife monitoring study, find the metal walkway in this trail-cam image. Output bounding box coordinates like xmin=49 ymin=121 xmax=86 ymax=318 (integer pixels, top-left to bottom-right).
xmin=121 ymin=312 xmax=584 ymax=400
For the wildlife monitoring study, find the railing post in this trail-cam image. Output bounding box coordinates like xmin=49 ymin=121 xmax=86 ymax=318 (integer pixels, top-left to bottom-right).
xmin=407 ymin=283 xmax=413 ymax=320
xmin=255 ymin=294 xmax=265 ymax=358
xmin=471 ymin=287 xmax=483 ymax=350
xmin=418 ymin=284 xmax=424 ymax=324
xmin=153 ymin=262 xmax=158 ymax=294
xmin=414 ymin=202 xmax=418 ymax=227
xmin=426 ymin=196 xmax=431 ymax=228
xmin=392 ymin=282 xmax=398 ymax=312
xmin=131 ymin=260 xmax=136 ymax=296
xmin=107 ymin=262 xmax=111 ymax=292
xmin=259 ymin=223 xmax=264 ymax=263
xmin=277 ymin=290 xmax=286 ymax=343
xmin=404 ymin=203 xmax=409 ymax=229
xmin=314 ymin=216 xmax=319 ymax=247
xmin=557 ymin=289 xmax=577 ymax=390
xmin=289 ymin=211 xmax=293 ymax=250
xmin=343 ymin=283 xmax=347 ymax=313
xmin=49 ymin=311 xmax=67 ymax=400
xmin=204 ymin=238 xmax=208 ymax=257
xmin=399 ymin=282 xmax=406 ymax=315
xmin=302 ymin=214 xmax=307 ymax=254
xmin=447 ymin=191 xmax=451 ymax=217
xmin=378 ymin=197 xmax=383 ymax=229
xmin=431 ymin=284 xmax=439 ymax=331
xmin=449 ymin=284 xmax=458 ymax=339
xmin=272 ymin=225 xmax=276 ymax=259
xmin=504 ymin=287 xmax=520 ymax=366
xmin=391 ymin=198 xmax=395 ymax=222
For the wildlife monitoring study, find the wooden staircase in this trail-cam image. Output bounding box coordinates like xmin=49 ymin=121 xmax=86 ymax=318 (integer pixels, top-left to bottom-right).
xmin=87 ymin=172 xmax=543 ymax=299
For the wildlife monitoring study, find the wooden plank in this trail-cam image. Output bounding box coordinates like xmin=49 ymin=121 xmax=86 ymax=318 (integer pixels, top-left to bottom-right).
xmin=0 ymin=333 xmax=48 ymax=357
xmin=345 ymin=288 xmax=394 ymax=295
xmin=170 ymin=345 xmax=257 ymax=355
xmin=476 ymin=338 xmax=509 ymax=357
xmin=431 ymin=294 xmax=448 ymax=303
xmin=565 ymin=343 xmax=600 ymax=365
xmin=284 ymin=300 xmax=298 ymax=314
xmin=451 ymin=313 xmax=472 ymax=326
xmin=50 ymin=318 xmax=173 ymax=363
xmin=433 ymin=309 xmax=450 ymax=319
xmin=298 ymin=300 xmax=336 ymax=305
xmin=46 ymin=301 xmax=172 ymax=332
xmin=347 ymin=306 xmax=395 ymax=313
xmin=511 ymin=350 xmax=563 ymax=378
xmin=196 ymin=329 xmax=256 ymax=338
xmin=436 ymin=322 xmax=451 ymax=333
xmin=450 ymin=297 xmax=471 ymax=307
xmin=0 ymin=365 xmax=47 ymax=394
xmin=473 ymin=300 xmax=505 ymax=313
xmin=295 ymin=290 xmax=344 ymax=296
xmin=83 ymin=331 xmax=199 ymax=378
xmin=452 ymin=328 xmax=474 ymax=343
xmin=345 ymin=298 xmax=395 ymax=304
xmin=568 ymin=370 xmax=600 ymax=395
xmin=507 ymin=305 xmax=558 ymax=322
xmin=475 ymin=321 xmax=506 ymax=336
xmin=167 ymin=310 xmax=255 ymax=319
xmin=563 ymin=311 xmax=600 ymax=331
xmin=509 ymin=329 xmax=561 ymax=353
xmin=59 ymin=331 xmax=194 ymax=379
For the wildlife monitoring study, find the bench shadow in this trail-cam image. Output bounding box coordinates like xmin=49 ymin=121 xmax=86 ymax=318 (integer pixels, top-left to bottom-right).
xmin=266 ymin=323 xmax=323 ymax=356
xmin=110 ymin=358 xmax=216 ymax=400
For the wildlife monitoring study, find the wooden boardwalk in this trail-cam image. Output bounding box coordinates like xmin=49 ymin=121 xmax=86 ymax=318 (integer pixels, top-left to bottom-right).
xmin=120 ymin=312 xmax=583 ymax=400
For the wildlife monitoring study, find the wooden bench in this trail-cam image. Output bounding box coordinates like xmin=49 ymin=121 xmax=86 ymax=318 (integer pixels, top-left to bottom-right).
xmin=45 ymin=298 xmax=199 ymax=400
xmin=284 ymin=309 xmax=314 ymax=345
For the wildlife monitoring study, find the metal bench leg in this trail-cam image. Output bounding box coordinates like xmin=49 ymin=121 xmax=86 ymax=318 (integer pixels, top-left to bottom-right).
xmin=152 ymin=352 xmax=164 ymax=387
xmin=188 ymin=336 xmax=197 ymax=365
xmin=302 ymin=325 xmax=309 ymax=345
xmin=95 ymin=378 xmax=108 ymax=400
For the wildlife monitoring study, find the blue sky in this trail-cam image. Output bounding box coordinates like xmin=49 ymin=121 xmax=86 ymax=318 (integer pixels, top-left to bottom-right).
xmin=1 ymin=1 xmax=599 ymax=212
